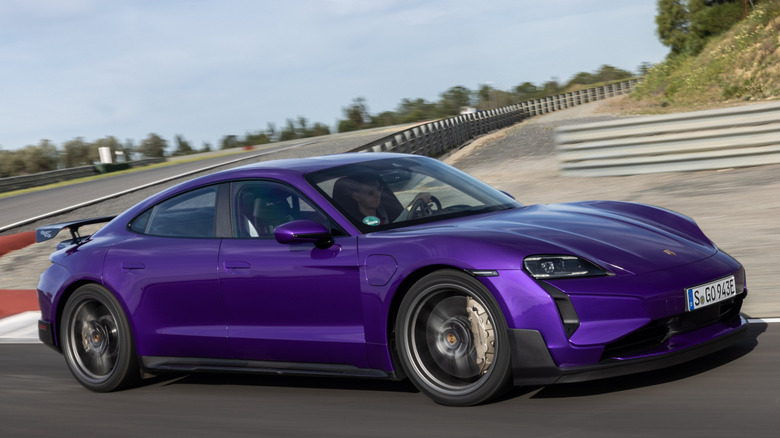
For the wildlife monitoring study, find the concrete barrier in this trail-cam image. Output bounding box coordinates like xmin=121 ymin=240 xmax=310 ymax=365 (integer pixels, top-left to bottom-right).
xmin=555 ymin=100 xmax=780 ymax=177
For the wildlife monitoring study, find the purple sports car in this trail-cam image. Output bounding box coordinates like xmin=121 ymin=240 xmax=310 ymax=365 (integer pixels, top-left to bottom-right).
xmin=36 ymin=153 xmax=748 ymax=406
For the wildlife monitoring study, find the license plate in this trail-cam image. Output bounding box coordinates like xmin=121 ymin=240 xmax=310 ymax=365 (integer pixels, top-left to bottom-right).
xmin=685 ymin=276 xmax=737 ymax=312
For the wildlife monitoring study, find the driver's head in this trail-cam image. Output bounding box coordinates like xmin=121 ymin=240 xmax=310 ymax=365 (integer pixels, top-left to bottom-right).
xmin=348 ymin=172 xmax=382 ymax=211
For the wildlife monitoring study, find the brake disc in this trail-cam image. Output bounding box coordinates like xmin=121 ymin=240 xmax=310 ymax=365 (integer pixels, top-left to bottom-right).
xmin=466 ymin=296 xmax=495 ymax=374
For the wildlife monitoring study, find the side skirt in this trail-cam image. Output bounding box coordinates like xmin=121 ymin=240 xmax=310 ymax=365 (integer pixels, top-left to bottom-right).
xmin=141 ymin=356 xmax=399 ymax=380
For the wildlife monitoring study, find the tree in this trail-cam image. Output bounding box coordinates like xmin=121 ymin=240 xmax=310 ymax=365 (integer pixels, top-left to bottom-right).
xmin=16 ymin=140 xmax=59 ymax=174
xmin=265 ymin=123 xmax=277 ymax=141
xmin=476 ymin=84 xmax=496 ymax=109
xmin=279 ymin=119 xmax=300 ymax=141
xmin=541 ymin=79 xmax=563 ymax=97
xmin=339 ymin=97 xmax=373 ymax=133
xmin=62 ymin=137 xmax=93 ymax=168
xmin=687 ymin=0 xmax=743 ymax=54
xmin=307 ymin=122 xmax=330 ymax=137
xmin=655 ymin=0 xmax=745 ymax=56
xmin=0 ymin=149 xmax=27 ymax=177
xmin=594 ymin=65 xmax=633 ymax=82
xmin=174 ymin=135 xmax=194 ymax=155
xmin=373 ymin=111 xmax=399 ymax=127
xmin=138 ymin=133 xmax=167 ymax=158
xmin=656 ymin=0 xmax=689 ymax=55
xmin=438 ymin=86 xmax=473 ymax=116
xmin=242 ymin=131 xmax=271 ymax=147
xmin=566 ymin=72 xmax=597 ymax=88
xmin=397 ymin=98 xmax=438 ymax=122
xmin=220 ymin=135 xmax=239 ymax=149
xmin=512 ymin=82 xmax=540 ymax=101
xmin=122 ymin=139 xmax=135 ymax=162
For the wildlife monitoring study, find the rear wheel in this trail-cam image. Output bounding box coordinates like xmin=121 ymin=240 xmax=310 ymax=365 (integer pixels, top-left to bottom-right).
xmin=60 ymin=284 xmax=140 ymax=392
xmin=395 ymin=270 xmax=512 ymax=406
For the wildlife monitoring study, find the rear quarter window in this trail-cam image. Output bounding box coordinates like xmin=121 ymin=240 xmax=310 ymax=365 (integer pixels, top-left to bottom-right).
xmin=129 ymin=185 xmax=218 ymax=238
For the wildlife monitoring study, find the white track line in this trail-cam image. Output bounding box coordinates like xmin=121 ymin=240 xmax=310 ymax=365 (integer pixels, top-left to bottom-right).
xmin=747 ymin=317 xmax=780 ymax=324
xmin=0 ymin=311 xmax=40 ymax=344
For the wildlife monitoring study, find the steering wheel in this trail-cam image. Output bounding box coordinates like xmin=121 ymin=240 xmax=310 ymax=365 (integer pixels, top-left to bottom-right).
xmin=408 ymin=195 xmax=442 ymax=219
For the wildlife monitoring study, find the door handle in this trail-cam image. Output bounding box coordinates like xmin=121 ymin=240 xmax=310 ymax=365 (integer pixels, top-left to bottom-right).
xmin=121 ymin=262 xmax=145 ymax=270
xmin=223 ymin=261 xmax=251 ymax=270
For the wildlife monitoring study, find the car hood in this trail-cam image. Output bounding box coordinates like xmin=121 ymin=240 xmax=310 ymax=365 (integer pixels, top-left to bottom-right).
xmin=392 ymin=201 xmax=718 ymax=275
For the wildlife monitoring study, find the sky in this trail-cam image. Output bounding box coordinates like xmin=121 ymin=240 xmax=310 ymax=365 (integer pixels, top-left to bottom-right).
xmin=0 ymin=0 xmax=668 ymax=151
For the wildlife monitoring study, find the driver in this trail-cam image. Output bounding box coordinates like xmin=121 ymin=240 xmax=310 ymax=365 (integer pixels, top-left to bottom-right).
xmin=336 ymin=172 xmax=434 ymax=226
xmin=349 ymin=174 xmax=391 ymax=224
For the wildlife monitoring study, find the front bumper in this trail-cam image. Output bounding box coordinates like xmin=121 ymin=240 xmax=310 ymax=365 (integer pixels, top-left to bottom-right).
xmin=38 ymin=319 xmax=60 ymax=352
xmin=509 ymin=315 xmax=749 ymax=386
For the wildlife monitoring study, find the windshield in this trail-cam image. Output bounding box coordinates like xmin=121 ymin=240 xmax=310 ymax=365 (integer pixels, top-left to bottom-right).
xmin=305 ymin=155 xmax=521 ymax=233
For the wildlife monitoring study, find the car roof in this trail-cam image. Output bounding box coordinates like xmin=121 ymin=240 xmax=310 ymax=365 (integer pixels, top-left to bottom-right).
xmin=146 ymin=152 xmax=427 ymax=199
xmin=228 ymin=152 xmax=415 ymax=175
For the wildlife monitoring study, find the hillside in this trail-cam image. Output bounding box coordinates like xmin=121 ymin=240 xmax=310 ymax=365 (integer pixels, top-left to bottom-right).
xmin=614 ymin=0 xmax=780 ymax=114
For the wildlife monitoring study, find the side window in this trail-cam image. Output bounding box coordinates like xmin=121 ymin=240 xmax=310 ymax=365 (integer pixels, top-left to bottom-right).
xmin=232 ymin=181 xmax=329 ymax=238
xmin=130 ymin=186 xmax=218 ymax=238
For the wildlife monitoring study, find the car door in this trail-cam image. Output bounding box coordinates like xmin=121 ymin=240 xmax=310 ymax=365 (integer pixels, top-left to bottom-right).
xmin=103 ymin=184 xmax=229 ymax=359
xmin=218 ymin=180 xmax=366 ymax=367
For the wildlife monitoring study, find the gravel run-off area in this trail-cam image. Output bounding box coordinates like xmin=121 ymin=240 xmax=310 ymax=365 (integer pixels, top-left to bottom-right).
xmin=2 ymin=98 xmax=778 ymax=317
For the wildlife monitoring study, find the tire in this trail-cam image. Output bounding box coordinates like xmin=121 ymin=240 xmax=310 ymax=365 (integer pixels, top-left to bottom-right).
xmin=60 ymin=284 xmax=140 ymax=392
xmin=395 ymin=270 xmax=512 ymax=406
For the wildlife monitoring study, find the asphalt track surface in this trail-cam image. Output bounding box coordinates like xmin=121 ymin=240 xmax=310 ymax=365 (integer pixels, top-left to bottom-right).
xmin=0 ymin=322 xmax=777 ymax=437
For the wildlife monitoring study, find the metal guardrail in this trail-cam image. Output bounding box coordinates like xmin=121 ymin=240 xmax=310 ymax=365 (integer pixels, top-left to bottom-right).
xmin=350 ymin=79 xmax=642 ymax=156
xmin=555 ymin=100 xmax=780 ymax=177
xmin=350 ymin=106 xmax=528 ymax=155
xmin=518 ymin=79 xmax=642 ymax=117
xmin=0 ymin=158 xmax=166 ymax=194
xmin=0 ymin=166 xmax=96 ymax=193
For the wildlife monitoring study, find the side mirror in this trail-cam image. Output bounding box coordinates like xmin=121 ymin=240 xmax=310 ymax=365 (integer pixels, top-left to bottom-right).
xmin=274 ymin=220 xmax=334 ymax=249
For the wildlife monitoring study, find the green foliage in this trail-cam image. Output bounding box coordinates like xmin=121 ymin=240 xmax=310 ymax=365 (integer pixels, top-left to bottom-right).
xmin=512 ymin=82 xmax=539 ymax=101
xmin=395 ymin=98 xmax=439 ymax=123
xmin=438 ymin=86 xmax=472 ymax=116
xmin=0 ymin=149 xmax=27 ymax=177
xmin=656 ymin=0 xmax=689 ymax=54
xmin=0 ymin=141 xmax=59 ymax=176
xmin=242 ymin=131 xmax=271 ymax=147
xmin=687 ymin=1 xmax=744 ymax=55
xmin=655 ymin=0 xmax=747 ymax=56
xmin=633 ymin=0 xmax=780 ymax=108
xmin=62 ymin=137 xmax=94 ymax=168
xmin=338 ymin=97 xmax=373 ymax=133
xmin=220 ymin=135 xmax=240 ymax=149
xmin=173 ymin=135 xmax=194 ymax=156
xmin=278 ymin=117 xmax=330 ymax=141
xmin=138 ymin=133 xmax=168 ymax=158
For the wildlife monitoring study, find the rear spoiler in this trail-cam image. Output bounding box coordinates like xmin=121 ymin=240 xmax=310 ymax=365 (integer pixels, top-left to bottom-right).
xmin=36 ymin=216 xmax=116 ymax=248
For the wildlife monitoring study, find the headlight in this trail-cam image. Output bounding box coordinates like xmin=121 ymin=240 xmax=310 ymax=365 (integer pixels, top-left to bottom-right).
xmin=523 ymin=255 xmax=608 ymax=279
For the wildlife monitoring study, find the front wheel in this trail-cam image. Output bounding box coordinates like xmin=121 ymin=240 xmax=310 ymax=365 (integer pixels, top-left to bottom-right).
xmin=60 ymin=284 xmax=140 ymax=392
xmin=395 ymin=270 xmax=512 ymax=406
